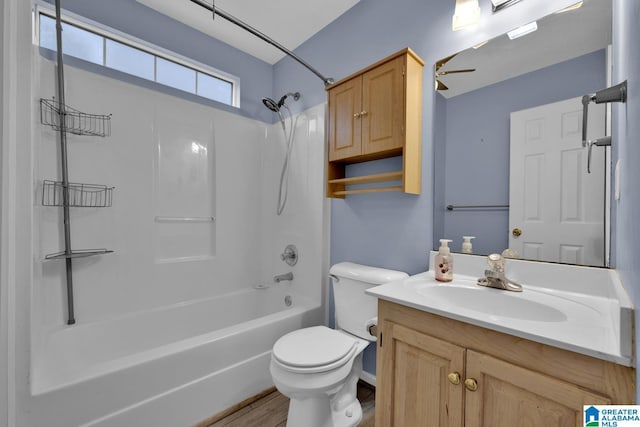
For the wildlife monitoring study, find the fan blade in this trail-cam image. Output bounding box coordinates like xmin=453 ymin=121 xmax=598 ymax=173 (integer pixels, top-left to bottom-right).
xmin=438 ymin=68 xmax=476 ymax=76
xmin=435 ymin=53 xmax=458 ymax=71
xmin=436 ymin=80 xmax=449 ymax=90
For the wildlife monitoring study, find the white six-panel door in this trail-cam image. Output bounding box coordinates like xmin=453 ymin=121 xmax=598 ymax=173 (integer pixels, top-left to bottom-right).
xmin=509 ymin=97 xmax=606 ymax=266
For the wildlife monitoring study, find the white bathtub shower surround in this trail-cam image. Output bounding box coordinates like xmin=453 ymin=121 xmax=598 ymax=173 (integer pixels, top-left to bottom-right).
xmin=259 ymin=103 xmax=328 ymax=306
xmin=33 ymin=286 xmax=303 ymax=394
xmin=30 ymin=286 xmax=321 ymax=427
xmin=30 ymin=56 xmax=328 ymax=426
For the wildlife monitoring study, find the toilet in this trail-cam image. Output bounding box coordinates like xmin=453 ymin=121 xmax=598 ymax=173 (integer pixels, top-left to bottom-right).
xmin=270 ymin=262 xmax=408 ymax=427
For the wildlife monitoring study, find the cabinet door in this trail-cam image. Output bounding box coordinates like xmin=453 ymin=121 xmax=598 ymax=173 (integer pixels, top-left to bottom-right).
xmin=376 ymin=322 xmax=464 ymax=427
xmin=361 ymin=56 xmax=405 ymax=156
xmin=327 ymin=77 xmax=362 ymax=161
xmin=464 ymin=350 xmax=611 ymax=427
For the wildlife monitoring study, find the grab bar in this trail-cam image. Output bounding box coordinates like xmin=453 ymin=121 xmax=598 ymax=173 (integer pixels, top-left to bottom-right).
xmin=446 ymin=204 xmax=509 ymax=211
xmin=582 ymin=81 xmax=627 ymax=173
xmin=154 ymin=216 xmax=216 ymax=222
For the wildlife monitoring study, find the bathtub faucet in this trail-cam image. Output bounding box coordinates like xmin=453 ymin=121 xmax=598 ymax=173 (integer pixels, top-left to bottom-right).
xmin=274 ymin=272 xmax=293 ymax=283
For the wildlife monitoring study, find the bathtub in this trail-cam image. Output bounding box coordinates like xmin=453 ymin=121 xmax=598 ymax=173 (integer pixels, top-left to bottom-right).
xmin=29 ymin=286 xmax=322 ymax=427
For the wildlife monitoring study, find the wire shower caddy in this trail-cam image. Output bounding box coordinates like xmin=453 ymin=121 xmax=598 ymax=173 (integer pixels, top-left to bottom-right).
xmin=40 ymin=98 xmax=112 ymax=137
xmin=42 ymin=180 xmax=114 ymax=208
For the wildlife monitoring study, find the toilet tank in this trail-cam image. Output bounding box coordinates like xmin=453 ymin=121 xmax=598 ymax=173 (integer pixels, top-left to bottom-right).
xmin=330 ymin=262 xmax=408 ymax=340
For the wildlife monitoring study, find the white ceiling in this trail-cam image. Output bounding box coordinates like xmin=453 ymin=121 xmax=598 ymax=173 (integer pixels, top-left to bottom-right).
xmin=437 ymin=0 xmax=611 ymax=98
xmin=136 ymin=0 xmax=360 ymax=64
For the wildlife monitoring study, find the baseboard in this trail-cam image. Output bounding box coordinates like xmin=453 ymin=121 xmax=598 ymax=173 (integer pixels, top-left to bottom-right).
xmin=193 ymin=386 xmax=277 ymax=427
xmin=360 ymin=371 xmax=376 ymax=387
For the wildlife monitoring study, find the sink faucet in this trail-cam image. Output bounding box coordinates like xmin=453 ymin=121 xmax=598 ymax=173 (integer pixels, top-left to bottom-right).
xmin=477 ymin=253 xmax=523 ymax=292
xmin=274 ymin=272 xmax=293 ymax=283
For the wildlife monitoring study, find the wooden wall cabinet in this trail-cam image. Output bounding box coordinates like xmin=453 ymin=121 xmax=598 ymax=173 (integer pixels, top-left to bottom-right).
xmin=375 ymin=300 xmax=634 ymax=427
xmin=326 ymin=48 xmax=424 ymax=198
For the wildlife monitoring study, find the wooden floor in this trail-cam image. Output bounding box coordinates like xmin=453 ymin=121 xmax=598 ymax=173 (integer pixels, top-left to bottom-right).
xmin=207 ymin=382 xmax=375 ymax=427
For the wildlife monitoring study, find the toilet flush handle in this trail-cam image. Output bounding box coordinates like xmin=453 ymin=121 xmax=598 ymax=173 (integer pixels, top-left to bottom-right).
xmin=367 ymin=324 xmax=378 ymax=337
xmin=329 ymin=274 xmax=340 ymax=282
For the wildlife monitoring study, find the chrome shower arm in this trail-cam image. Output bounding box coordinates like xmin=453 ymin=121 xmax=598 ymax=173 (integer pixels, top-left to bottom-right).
xmin=188 ymin=0 xmax=334 ymax=86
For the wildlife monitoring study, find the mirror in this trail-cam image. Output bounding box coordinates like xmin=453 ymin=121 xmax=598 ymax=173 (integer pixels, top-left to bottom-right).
xmin=433 ymin=0 xmax=612 ymax=267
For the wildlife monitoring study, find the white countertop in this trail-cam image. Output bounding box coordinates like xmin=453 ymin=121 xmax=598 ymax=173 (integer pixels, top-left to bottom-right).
xmin=366 ymin=252 xmax=634 ymax=367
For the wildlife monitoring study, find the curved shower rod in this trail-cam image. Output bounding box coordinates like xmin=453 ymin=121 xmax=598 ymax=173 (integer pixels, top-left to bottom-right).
xmin=188 ymin=0 xmax=335 ymax=86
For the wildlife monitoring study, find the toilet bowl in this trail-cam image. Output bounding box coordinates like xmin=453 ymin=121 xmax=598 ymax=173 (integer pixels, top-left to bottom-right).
xmin=270 ymin=326 xmax=369 ymax=427
xmin=270 ymin=262 xmax=408 ymax=427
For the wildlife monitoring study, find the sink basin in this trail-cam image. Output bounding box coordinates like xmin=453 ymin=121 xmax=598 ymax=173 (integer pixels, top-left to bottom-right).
xmin=415 ymin=285 xmax=568 ymax=322
xmin=367 ymin=258 xmax=634 ymax=366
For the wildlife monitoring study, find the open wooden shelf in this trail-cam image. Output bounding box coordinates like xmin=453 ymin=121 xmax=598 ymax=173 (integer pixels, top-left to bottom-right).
xmin=327 ymin=171 xmax=403 ymax=186
xmin=332 ymin=186 xmax=404 ymax=196
xmin=327 ymin=171 xmax=403 ymax=196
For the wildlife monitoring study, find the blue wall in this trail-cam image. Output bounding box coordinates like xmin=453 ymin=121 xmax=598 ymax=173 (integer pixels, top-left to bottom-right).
xmin=612 ymin=0 xmax=640 ymax=401
xmin=434 ymin=50 xmax=606 ymax=255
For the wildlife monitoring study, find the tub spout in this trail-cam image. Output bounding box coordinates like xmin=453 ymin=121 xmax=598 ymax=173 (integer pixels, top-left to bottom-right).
xmin=274 ymin=272 xmax=293 ymax=283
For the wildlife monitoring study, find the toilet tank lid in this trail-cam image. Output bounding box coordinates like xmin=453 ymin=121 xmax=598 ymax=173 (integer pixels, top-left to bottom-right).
xmin=330 ymin=262 xmax=409 ymax=285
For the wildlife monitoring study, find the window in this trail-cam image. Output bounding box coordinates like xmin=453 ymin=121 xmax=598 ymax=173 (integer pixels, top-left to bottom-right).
xmin=156 ymin=57 xmax=196 ymax=93
xmin=198 ymin=72 xmax=233 ymax=105
xmin=105 ymin=39 xmax=154 ymax=81
xmin=36 ymin=9 xmax=238 ymax=107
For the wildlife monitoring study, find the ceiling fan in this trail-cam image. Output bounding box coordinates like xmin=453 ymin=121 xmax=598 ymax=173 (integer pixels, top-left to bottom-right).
xmin=434 ymin=53 xmax=476 ymax=90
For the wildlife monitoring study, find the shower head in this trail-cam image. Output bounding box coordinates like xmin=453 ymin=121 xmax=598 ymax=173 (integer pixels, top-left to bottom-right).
xmin=262 ymin=97 xmax=281 ymax=113
xmin=262 ymin=91 xmax=301 ymax=113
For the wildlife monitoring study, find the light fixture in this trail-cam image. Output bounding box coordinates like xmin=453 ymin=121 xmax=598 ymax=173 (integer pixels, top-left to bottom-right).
xmin=491 ymin=0 xmax=523 ymax=13
xmin=556 ymin=1 xmax=583 ymax=14
xmin=507 ymin=21 xmax=537 ymax=40
xmin=452 ymin=0 xmax=481 ymax=31
xmin=472 ymin=40 xmax=489 ymax=49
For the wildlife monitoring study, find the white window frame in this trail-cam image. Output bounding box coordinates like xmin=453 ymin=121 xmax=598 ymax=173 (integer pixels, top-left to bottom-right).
xmin=32 ymin=1 xmax=241 ymax=107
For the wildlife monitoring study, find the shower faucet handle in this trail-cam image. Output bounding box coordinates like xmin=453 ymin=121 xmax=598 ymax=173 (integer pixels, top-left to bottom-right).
xmin=280 ymin=244 xmax=298 ymax=266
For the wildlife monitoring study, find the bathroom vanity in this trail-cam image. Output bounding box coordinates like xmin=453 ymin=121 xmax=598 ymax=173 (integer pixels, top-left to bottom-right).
xmin=367 ymin=253 xmax=635 ymax=426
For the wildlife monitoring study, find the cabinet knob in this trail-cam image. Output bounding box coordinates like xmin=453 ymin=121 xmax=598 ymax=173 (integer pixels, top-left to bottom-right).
xmin=360 ymin=111 xmax=368 ymax=116
xmin=464 ymin=378 xmax=478 ymax=392
xmin=447 ymin=372 xmax=461 ymax=385
xmin=353 ymin=112 xmax=361 ymax=118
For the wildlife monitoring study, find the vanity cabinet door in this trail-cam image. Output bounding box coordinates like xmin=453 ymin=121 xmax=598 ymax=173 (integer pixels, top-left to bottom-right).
xmin=464 ymin=350 xmax=611 ymax=427
xmin=375 ymin=321 xmax=464 ymax=427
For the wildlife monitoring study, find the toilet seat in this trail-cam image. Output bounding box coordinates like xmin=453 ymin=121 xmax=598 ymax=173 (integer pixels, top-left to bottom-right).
xmin=272 ymin=326 xmax=358 ymax=374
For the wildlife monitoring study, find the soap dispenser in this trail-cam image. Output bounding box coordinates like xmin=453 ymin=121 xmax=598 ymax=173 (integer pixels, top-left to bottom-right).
xmin=435 ymin=239 xmax=453 ymax=282
xmin=461 ymin=236 xmax=475 ymax=254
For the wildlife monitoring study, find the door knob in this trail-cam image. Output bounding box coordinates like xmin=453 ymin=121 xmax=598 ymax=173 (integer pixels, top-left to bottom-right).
xmin=512 ymin=227 xmax=522 ymax=237
xmin=447 ymin=372 xmax=461 ymax=385
xmin=464 ymin=378 xmax=478 ymax=391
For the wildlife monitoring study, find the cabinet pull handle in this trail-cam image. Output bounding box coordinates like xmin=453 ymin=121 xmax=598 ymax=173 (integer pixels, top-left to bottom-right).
xmin=353 ymin=112 xmax=361 ymax=118
xmin=464 ymin=378 xmax=478 ymax=392
xmin=447 ymin=372 xmax=461 ymax=385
